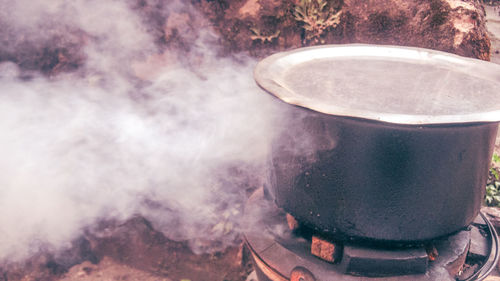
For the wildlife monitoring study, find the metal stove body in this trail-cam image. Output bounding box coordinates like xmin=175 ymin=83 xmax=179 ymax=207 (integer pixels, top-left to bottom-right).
xmin=244 ymin=187 xmax=499 ymax=281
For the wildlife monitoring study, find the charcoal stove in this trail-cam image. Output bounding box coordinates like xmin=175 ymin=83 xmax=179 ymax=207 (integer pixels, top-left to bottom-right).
xmin=246 ymin=45 xmax=500 ymax=281
xmin=244 ymin=187 xmax=499 ymax=281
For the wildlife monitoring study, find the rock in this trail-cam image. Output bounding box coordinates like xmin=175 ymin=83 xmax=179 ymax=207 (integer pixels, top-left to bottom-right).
xmin=58 ymin=257 xmax=173 ymax=281
xmin=0 ymin=254 xmax=58 ymax=281
xmin=195 ymin=0 xmax=491 ymax=60
xmin=431 ymin=229 xmax=470 ymax=278
xmin=239 ymin=0 xmax=261 ymax=18
xmin=457 ymin=264 xmax=479 ymax=281
xmin=482 ymin=207 xmax=500 ymax=230
xmin=0 ymin=216 xmax=252 ymax=281
xmin=0 ymin=28 xmax=86 ymax=75
xmin=3 ymin=0 xmax=491 ymax=75
xmin=87 ymin=216 xmax=251 ymax=281
xmin=0 ymin=237 xmax=99 ymax=281
xmin=53 ymin=237 xmax=99 ymax=270
xmin=469 ymin=225 xmax=489 ymax=260
xmin=473 ymin=213 xmax=488 ymax=227
xmin=245 ymin=270 xmax=258 ymax=281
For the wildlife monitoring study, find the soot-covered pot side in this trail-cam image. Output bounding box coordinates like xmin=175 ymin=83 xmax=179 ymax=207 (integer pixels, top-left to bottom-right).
xmin=270 ymin=102 xmax=498 ymax=242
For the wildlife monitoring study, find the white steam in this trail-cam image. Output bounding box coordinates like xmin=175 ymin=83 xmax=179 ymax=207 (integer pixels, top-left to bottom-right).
xmin=0 ymin=0 xmax=280 ymax=261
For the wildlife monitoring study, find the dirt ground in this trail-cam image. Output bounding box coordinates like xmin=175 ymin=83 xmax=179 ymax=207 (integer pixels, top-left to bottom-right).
xmin=58 ymin=257 xmax=172 ymax=281
xmin=0 ymin=217 xmax=252 ymax=281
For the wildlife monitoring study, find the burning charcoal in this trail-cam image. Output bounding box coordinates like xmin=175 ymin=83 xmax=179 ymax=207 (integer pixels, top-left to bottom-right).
xmin=286 ymin=213 xmax=299 ymax=231
xmin=290 ymin=266 xmax=316 ymax=281
xmin=425 ymin=244 xmax=439 ymax=261
xmin=310 ymin=236 xmax=341 ymax=263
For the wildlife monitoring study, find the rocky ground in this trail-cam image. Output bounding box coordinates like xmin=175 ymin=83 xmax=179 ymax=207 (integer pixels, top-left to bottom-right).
xmin=0 ymin=0 xmax=493 ymax=76
xmin=0 ymin=216 xmax=252 ymax=281
xmin=194 ymin=0 xmax=493 ymax=59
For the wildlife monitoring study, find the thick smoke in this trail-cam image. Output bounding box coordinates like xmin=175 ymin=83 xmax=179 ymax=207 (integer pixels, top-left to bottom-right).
xmin=0 ymin=0 xmax=281 ymax=261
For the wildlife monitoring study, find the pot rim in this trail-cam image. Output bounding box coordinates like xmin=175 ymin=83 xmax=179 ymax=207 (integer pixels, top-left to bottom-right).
xmin=254 ymin=44 xmax=500 ymax=125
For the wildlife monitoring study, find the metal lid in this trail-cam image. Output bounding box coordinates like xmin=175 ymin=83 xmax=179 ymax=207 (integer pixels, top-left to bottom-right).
xmin=254 ymin=44 xmax=500 ymax=125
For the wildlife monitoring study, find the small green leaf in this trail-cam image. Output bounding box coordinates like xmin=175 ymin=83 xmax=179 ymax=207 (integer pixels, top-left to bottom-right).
xmin=486 ymin=197 xmax=493 ymax=205
xmin=293 ymin=0 xmax=342 ymax=42
xmin=491 ymin=168 xmax=500 ymax=180
xmin=493 ymin=153 xmax=500 ymax=163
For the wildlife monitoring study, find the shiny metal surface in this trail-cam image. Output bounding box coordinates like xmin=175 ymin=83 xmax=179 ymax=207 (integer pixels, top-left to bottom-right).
xmin=254 ymin=44 xmax=500 ymax=125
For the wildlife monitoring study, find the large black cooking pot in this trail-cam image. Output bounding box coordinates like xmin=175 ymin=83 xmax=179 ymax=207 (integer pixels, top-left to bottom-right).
xmin=255 ymin=44 xmax=500 ymax=243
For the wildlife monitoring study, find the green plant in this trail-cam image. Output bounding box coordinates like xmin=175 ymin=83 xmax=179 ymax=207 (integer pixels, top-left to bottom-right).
xmin=250 ymin=28 xmax=280 ymax=43
xmin=485 ymin=153 xmax=500 ymax=206
xmin=293 ymin=0 xmax=342 ymax=44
